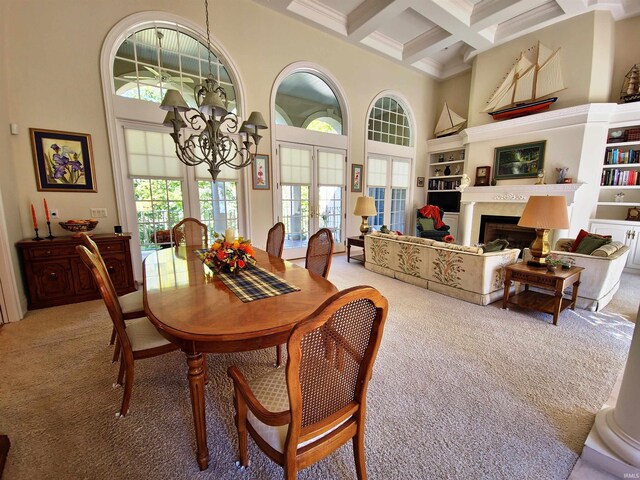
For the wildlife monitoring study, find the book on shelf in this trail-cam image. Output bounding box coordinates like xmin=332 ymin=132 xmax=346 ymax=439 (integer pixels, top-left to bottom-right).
xmin=428 ymin=178 xmax=461 ymax=190
xmin=600 ymin=168 xmax=640 ymax=186
xmin=604 ymin=148 xmax=640 ymax=165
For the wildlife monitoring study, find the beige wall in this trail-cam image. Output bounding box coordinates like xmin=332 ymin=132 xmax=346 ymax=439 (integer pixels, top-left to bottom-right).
xmin=2 ymin=0 xmax=435 ymax=309
xmin=468 ymin=11 xmax=614 ymax=128
xmin=434 ymin=70 xmax=472 ymax=128
xmin=611 ymin=15 xmax=640 ymax=102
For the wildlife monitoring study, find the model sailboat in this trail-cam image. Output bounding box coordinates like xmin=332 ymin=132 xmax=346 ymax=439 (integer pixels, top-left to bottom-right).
xmin=434 ymin=103 xmax=466 ymax=137
xmin=483 ymin=42 xmax=565 ymax=121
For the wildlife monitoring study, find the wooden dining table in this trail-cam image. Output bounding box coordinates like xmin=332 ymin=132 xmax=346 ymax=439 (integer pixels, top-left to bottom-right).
xmin=143 ymin=246 xmax=338 ymax=470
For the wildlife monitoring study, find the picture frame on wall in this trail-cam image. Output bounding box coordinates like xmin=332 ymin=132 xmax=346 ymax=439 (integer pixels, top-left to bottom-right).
xmin=351 ymin=164 xmax=363 ymax=192
xmin=494 ymin=140 xmax=546 ymax=180
xmin=417 ymin=176 xmax=425 ymax=187
xmin=252 ymin=154 xmax=270 ymax=190
xmin=30 ymin=128 xmax=97 ymax=192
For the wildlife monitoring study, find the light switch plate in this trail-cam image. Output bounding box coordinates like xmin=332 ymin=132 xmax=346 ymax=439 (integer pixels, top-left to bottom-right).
xmin=90 ymin=208 xmax=107 ymax=218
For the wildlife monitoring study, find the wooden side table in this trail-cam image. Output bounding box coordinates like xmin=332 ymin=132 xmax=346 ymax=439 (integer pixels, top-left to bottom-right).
xmin=502 ymin=263 xmax=584 ymax=325
xmin=347 ymin=236 xmax=365 ymax=264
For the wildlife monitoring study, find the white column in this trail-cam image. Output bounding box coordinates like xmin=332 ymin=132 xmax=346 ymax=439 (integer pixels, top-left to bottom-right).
xmin=459 ymin=201 xmax=475 ymax=246
xmin=593 ymin=306 xmax=640 ymax=470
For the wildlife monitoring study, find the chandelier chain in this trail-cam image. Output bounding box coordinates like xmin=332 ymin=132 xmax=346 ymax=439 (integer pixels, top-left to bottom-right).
xmin=205 ymin=0 xmax=213 ymax=78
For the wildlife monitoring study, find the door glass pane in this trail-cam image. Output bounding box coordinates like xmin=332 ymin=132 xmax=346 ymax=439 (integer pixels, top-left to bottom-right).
xmin=319 ymin=186 xmax=342 ymax=243
xmin=282 ymin=185 xmax=310 ymax=249
xmin=198 ymin=180 xmax=238 ymax=236
xmin=368 ymin=187 xmax=385 ymax=231
xmin=133 ymin=178 xmax=185 ymax=256
xmin=390 ymin=188 xmax=407 ymax=233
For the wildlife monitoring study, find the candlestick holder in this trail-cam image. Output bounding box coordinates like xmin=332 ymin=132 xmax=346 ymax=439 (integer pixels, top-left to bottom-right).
xmin=32 ymin=227 xmax=43 ymax=241
xmin=46 ymin=221 xmax=55 ymax=239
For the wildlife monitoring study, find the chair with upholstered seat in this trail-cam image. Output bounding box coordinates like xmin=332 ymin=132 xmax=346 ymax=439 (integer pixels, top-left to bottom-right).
xmin=228 ymin=285 xmax=388 ymax=480
xmin=416 ymin=206 xmax=450 ymax=241
xmin=76 ymin=245 xmax=179 ymax=417
xmin=266 ymin=222 xmax=285 ymax=258
xmin=172 ymin=218 xmax=208 ymax=247
xmin=79 ymin=233 xmax=145 ymax=359
xmin=275 ymin=228 xmax=333 ymax=367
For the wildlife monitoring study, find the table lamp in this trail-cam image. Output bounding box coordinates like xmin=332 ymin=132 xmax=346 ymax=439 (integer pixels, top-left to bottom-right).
xmin=353 ymin=196 xmax=377 ymax=237
xmin=517 ymin=195 xmax=570 ymax=267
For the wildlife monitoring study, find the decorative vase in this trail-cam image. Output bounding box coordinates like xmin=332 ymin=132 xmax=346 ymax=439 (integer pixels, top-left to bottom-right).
xmin=546 ymin=264 xmax=558 ymax=272
xmin=444 ymin=165 xmax=451 ymax=176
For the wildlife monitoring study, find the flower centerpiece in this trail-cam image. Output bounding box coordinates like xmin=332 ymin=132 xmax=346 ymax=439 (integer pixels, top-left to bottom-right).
xmin=203 ymin=232 xmax=256 ymax=274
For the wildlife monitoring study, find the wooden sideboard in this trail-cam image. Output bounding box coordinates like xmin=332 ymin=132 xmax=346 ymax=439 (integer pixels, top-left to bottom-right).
xmin=16 ymin=234 xmax=136 ymax=310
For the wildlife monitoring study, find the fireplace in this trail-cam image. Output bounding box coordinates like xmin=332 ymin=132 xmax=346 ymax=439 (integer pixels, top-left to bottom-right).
xmin=479 ymin=215 xmax=536 ymax=253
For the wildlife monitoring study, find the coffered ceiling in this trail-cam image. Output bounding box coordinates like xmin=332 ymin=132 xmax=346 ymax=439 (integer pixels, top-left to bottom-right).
xmin=252 ymin=0 xmax=640 ymax=80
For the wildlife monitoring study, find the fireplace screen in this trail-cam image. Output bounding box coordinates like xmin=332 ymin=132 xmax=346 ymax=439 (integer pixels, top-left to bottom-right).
xmin=479 ymin=215 xmax=536 ymax=254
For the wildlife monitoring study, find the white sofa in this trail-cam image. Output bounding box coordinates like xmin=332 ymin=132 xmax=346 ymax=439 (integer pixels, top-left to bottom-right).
xmin=364 ymin=232 xmax=520 ymax=305
xmin=522 ymin=238 xmax=630 ymax=312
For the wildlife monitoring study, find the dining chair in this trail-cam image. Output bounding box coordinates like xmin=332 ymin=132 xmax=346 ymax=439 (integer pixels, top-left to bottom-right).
xmin=276 ymin=227 xmax=334 ymax=367
xmin=305 ymin=228 xmax=334 ymax=278
xmin=266 ymin=222 xmax=285 ymax=258
xmin=228 ymin=285 xmax=389 ymax=480
xmin=79 ymin=233 xmax=145 ymax=361
xmin=172 ymin=217 xmax=209 ymax=247
xmin=76 ymin=245 xmax=179 ymax=418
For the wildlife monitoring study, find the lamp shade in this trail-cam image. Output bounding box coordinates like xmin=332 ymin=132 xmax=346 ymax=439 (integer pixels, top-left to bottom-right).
xmin=518 ymin=196 xmax=569 ymax=229
xmin=353 ymin=196 xmax=377 ymax=217
xmin=160 ymin=89 xmax=190 ymax=112
xmin=245 ymin=111 xmax=268 ymax=129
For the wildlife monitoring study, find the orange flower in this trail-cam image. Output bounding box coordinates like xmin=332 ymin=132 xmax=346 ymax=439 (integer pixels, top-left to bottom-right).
xmin=211 ymin=242 xmax=221 ymax=251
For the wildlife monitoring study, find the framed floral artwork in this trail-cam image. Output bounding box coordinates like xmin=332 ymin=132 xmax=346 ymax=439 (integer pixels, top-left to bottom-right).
xmin=351 ymin=164 xmax=363 ymax=193
xmin=30 ymin=128 xmax=97 ymax=192
xmin=252 ymin=154 xmax=270 ymax=190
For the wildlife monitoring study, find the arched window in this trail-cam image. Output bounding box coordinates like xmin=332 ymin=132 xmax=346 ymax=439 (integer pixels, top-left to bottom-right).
xmin=367 ymin=96 xmax=411 ymax=146
xmin=365 ymin=94 xmax=415 ymax=234
xmin=112 ymin=25 xmax=236 ymax=111
xmin=275 ymin=72 xmax=343 ymax=134
xmin=102 ymin=14 xmax=248 ymax=282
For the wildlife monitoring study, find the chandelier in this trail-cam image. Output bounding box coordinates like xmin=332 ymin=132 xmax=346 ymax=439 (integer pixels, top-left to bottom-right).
xmin=160 ymin=0 xmax=267 ymax=182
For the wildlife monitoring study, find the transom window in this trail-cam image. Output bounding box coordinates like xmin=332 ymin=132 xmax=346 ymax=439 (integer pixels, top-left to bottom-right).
xmin=275 ymin=72 xmax=343 ymax=134
xmin=368 ymin=96 xmax=411 ymax=146
xmin=113 ymin=25 xmax=236 ymax=110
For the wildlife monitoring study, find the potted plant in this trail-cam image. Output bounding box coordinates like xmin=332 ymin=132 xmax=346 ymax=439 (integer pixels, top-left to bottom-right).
xmin=545 ymin=253 xmax=574 ymax=271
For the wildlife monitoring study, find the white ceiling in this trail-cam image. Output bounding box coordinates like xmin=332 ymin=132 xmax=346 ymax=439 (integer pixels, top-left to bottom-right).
xmin=252 ymin=0 xmax=640 ymax=80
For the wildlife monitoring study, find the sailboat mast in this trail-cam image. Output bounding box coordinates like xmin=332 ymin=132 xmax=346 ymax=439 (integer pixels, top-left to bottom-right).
xmin=509 ymin=52 xmax=522 ymax=106
xmin=532 ymin=41 xmax=540 ymax=100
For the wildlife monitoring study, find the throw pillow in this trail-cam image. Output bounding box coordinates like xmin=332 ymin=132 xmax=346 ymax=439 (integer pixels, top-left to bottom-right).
xmin=483 ymin=239 xmax=509 ymax=252
xmin=417 ymin=218 xmax=435 ymax=232
xmin=575 ymin=234 xmax=611 ymax=254
xmin=571 ymin=229 xmax=610 ymax=252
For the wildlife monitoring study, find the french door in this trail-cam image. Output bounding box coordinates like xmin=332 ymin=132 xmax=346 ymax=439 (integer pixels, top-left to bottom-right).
xmin=277 ymin=142 xmax=346 ymax=258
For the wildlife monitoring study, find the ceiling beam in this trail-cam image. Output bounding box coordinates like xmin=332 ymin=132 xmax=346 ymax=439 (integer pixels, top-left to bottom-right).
xmin=471 ymin=0 xmax=550 ymax=33
xmin=347 ymin=0 xmax=411 ymax=42
xmin=402 ymin=27 xmax=455 ymax=63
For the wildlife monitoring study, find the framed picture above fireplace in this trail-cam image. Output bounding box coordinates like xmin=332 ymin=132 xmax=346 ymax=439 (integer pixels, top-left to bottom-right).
xmin=494 ymin=141 xmax=546 ymax=180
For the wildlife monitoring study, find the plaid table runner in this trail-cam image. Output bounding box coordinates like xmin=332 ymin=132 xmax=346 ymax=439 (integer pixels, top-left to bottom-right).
xmin=195 ymin=250 xmax=300 ymax=302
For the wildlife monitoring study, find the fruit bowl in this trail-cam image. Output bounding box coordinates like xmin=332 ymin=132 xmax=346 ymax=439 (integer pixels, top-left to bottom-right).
xmin=59 ymin=220 xmax=99 ymax=236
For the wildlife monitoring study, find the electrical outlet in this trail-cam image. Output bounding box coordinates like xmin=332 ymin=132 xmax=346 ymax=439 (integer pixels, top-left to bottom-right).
xmin=50 ymin=209 xmax=59 ymax=219
xmin=90 ymin=208 xmax=107 ymax=218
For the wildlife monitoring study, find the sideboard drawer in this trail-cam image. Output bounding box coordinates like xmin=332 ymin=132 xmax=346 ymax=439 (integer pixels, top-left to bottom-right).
xmin=28 ymin=245 xmax=78 ymax=259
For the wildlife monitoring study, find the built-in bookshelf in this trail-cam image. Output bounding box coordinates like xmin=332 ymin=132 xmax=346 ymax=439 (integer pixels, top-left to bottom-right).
xmin=597 ymin=125 xmax=640 ymax=214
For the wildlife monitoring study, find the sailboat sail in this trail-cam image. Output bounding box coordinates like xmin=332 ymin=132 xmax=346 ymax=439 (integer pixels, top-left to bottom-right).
xmin=483 ymin=42 xmax=564 ymax=119
xmin=434 ymin=103 xmax=466 ymax=137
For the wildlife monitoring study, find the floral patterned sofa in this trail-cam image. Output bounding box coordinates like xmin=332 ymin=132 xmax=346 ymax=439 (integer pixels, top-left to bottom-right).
xmin=364 ymin=232 xmax=520 ymax=305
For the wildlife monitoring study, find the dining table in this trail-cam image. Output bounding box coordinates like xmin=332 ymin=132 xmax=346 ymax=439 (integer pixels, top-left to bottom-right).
xmin=143 ymin=245 xmax=338 ymax=470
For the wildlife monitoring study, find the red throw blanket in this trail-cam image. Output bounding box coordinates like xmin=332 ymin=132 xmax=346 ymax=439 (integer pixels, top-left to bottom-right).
xmin=418 ymin=205 xmax=445 ymax=229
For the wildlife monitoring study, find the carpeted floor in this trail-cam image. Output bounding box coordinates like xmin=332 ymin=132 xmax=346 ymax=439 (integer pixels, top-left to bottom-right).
xmin=0 ymin=255 xmax=636 ymax=480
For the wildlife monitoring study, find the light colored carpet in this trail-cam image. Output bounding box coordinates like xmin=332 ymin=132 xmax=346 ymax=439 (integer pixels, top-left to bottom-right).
xmin=0 ymin=255 xmax=636 ymax=480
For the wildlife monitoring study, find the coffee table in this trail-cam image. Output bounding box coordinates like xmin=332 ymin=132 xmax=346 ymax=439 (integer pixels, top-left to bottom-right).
xmin=502 ymin=262 xmax=584 ymax=325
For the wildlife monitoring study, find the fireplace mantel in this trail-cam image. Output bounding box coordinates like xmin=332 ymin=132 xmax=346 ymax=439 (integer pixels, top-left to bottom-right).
xmin=461 ymin=183 xmax=583 ymax=205
xmin=458 ymin=183 xmax=583 ymax=245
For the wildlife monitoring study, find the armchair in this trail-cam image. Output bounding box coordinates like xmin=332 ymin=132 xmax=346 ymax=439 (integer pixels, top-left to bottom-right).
xmin=416 ymin=206 xmax=450 ymax=241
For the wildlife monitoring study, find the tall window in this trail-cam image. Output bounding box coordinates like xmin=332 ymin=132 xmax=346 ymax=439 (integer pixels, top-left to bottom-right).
xmin=366 ymin=95 xmax=414 ymax=234
xmin=105 ymin=16 xmax=247 ymax=272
